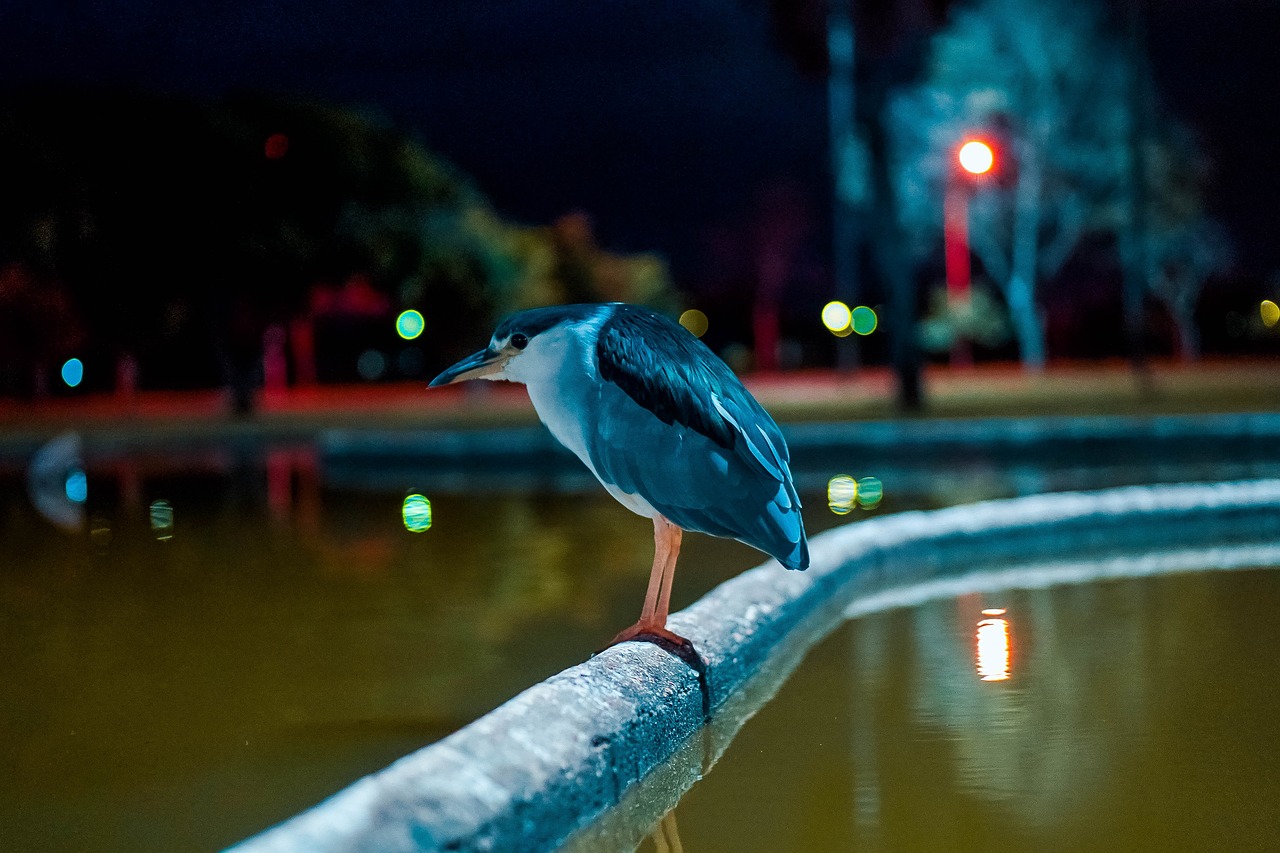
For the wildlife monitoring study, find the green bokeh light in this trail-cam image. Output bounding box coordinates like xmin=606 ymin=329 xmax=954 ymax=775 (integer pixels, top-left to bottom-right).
xmin=396 ymin=310 xmax=425 ymax=341
xmin=402 ymin=494 xmax=433 ymax=532
xmin=851 ymin=306 xmax=878 ymax=336
xmin=856 ymin=476 xmax=883 ymax=509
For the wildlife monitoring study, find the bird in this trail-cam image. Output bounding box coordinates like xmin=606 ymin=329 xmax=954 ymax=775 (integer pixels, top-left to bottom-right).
xmin=430 ymin=303 xmax=808 ymax=653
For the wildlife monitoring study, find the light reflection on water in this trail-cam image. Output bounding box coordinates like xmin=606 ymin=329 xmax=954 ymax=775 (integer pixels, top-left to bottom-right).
xmin=975 ymin=608 xmax=1011 ymax=682
xmin=641 ymin=567 xmax=1280 ymax=853
xmin=1 ymin=446 xmax=795 ymax=853
xmin=5 ymin=439 xmax=1280 ymax=853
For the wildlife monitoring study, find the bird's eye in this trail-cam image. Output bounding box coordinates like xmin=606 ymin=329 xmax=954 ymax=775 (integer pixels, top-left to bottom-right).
xmin=510 ymin=333 xmax=529 ymax=350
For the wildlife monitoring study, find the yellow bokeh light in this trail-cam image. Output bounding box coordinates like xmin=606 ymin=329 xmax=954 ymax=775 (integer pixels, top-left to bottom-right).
xmin=827 ymin=475 xmax=858 ymax=515
xmin=679 ymin=309 xmax=709 ymax=338
xmin=1261 ymin=300 xmax=1279 ymax=328
xmin=822 ymin=301 xmax=853 ymax=335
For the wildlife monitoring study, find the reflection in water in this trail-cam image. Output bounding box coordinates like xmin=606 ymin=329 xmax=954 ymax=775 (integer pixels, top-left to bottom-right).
xmin=64 ymin=468 xmax=88 ymax=503
xmin=827 ymin=475 xmax=857 ymax=515
xmin=149 ymin=499 xmax=174 ymax=541
xmin=401 ymin=493 xmax=433 ymax=532
xmin=660 ymin=558 xmax=1280 ymax=850
xmin=4 ymin=446 xmax=779 ymax=853
xmin=9 ymin=436 xmax=1280 ymax=852
xmin=826 ymin=474 xmax=884 ymax=514
xmin=976 ymin=608 xmax=1011 ymax=682
xmin=647 ymin=811 xmax=684 ymax=853
xmin=26 ymin=432 xmax=85 ymax=532
xmin=586 ymin=549 xmax=1280 ymax=852
xmin=856 ymin=476 xmax=883 ymax=509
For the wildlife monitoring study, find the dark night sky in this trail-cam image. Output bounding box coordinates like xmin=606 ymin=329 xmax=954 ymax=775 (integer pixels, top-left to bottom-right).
xmin=1 ymin=0 xmax=1276 ymax=284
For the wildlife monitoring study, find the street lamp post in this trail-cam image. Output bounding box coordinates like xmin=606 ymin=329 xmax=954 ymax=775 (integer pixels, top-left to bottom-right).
xmin=945 ymin=138 xmax=994 ymax=366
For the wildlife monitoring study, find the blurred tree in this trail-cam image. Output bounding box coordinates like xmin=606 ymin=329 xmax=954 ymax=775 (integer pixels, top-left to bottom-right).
xmin=917 ymin=279 xmax=1010 ymax=355
xmin=889 ymin=0 xmax=1129 ymax=370
xmin=0 ymin=88 xmax=467 ymax=404
xmin=0 ymin=87 xmax=674 ymax=403
xmin=1144 ymin=217 xmax=1230 ymax=360
xmin=1138 ymin=128 xmax=1232 ymax=361
xmin=343 ymin=202 xmax=676 ymax=368
xmin=889 ymin=0 xmax=1222 ymax=369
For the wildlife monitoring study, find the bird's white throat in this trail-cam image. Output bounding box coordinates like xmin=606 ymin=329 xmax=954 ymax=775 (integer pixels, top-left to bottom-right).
xmin=486 ymin=307 xmax=613 ymax=486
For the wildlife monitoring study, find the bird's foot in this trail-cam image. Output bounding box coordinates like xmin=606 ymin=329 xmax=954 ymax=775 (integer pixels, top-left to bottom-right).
xmin=605 ymin=621 xmax=703 ymax=671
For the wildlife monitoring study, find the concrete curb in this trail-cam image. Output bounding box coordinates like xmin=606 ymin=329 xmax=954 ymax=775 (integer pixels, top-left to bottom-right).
xmin=228 ymin=479 xmax=1280 ymax=853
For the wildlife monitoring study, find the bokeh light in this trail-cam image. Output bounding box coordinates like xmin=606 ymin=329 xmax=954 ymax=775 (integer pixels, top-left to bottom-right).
xmin=64 ymin=469 xmax=87 ymax=504
xmin=357 ymin=349 xmax=387 ymax=380
xmin=976 ymin=612 xmax=1011 ymax=682
xmin=679 ymin=309 xmax=709 ymax=338
xmin=150 ymin=499 xmax=174 ymax=541
xmin=851 ymin=305 xmax=878 ymax=336
xmin=958 ymin=139 xmax=994 ymax=175
xmin=1261 ymin=300 xmax=1279 ymax=328
xmin=61 ymin=358 xmax=84 ymax=388
xmin=397 ymin=347 xmax=424 ymax=376
xmin=396 ymin=309 xmax=426 ymax=340
xmin=264 ymin=132 xmax=289 ymax=159
xmin=827 ymin=475 xmax=858 ymax=515
xmin=822 ymin=301 xmax=853 ymax=337
xmin=856 ymin=476 xmax=883 ymax=509
xmin=402 ymin=494 xmax=433 ymax=532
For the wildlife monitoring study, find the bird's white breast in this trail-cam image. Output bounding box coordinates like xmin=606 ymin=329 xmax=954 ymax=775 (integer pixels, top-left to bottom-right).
xmin=493 ymin=308 xmax=658 ymax=519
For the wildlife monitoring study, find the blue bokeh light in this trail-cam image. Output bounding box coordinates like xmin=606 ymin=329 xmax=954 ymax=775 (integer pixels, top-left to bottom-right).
xmin=65 ymin=469 xmax=88 ymax=504
xmin=61 ymin=358 xmax=84 ymax=388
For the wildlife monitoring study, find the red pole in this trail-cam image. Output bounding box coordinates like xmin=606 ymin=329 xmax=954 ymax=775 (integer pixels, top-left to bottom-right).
xmin=944 ymin=182 xmax=973 ymax=366
xmin=944 ymin=183 xmax=970 ymax=301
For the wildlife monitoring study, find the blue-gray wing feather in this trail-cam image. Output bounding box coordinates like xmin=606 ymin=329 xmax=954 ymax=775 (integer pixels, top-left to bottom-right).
xmin=591 ymin=305 xmax=808 ymax=569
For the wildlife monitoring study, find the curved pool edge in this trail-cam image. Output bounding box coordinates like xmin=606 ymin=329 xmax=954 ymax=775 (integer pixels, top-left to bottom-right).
xmin=227 ymin=479 xmax=1280 ymax=853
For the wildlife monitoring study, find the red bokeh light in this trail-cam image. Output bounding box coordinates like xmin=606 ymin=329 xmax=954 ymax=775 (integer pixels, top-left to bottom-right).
xmin=264 ymin=133 xmax=290 ymax=160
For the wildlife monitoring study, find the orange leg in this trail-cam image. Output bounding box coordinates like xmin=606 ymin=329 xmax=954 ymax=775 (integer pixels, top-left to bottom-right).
xmin=611 ymin=516 xmax=689 ymax=648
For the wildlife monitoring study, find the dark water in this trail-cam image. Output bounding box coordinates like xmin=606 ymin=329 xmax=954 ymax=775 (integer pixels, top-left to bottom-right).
xmin=3 ymin=443 xmax=829 ymax=853
xmin=3 ymin=436 xmax=1280 ymax=852
xmin=633 ymin=566 xmax=1280 ymax=852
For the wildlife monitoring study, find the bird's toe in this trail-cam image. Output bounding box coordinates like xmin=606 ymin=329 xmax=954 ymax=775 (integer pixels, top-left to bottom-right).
xmin=605 ymin=622 xmax=703 ymax=671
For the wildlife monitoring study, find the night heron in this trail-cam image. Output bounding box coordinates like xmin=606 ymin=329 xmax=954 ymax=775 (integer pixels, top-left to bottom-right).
xmin=430 ymin=303 xmax=808 ymax=653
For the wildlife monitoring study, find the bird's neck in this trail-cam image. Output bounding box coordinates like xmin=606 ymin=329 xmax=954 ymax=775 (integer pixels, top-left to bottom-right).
xmin=507 ymin=311 xmax=611 ymax=474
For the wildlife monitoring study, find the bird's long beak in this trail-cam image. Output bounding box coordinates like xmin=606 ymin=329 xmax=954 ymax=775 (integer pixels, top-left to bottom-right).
xmin=429 ymin=347 xmax=509 ymax=386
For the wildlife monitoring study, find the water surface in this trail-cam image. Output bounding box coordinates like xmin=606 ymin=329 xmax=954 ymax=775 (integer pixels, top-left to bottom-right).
xmin=4 ymin=436 xmax=1280 ymax=851
xmin=632 ymin=566 xmax=1280 ymax=852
